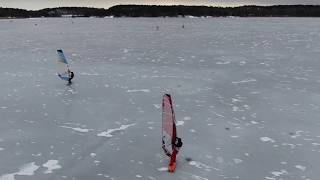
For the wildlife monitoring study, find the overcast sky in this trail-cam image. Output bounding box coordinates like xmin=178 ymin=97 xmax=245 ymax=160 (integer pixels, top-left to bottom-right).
xmin=1 ymin=0 xmax=320 ymax=10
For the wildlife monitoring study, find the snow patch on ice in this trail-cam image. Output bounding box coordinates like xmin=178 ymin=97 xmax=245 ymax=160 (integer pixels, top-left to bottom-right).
xmin=251 ymin=121 xmax=259 ymax=124
xmin=184 ymin=116 xmax=191 ymax=121
xmin=43 ymin=160 xmax=62 ymax=174
xmin=0 ymin=148 xmax=4 ymax=151
xmin=153 ymin=104 xmax=161 ymax=109
xmin=312 ymin=143 xmax=320 ymax=146
xmin=157 ymin=167 xmax=168 ymax=171
xmin=177 ymin=121 xmax=184 ymax=126
xmin=191 ymin=174 xmax=209 ymax=180
xmin=271 ymin=170 xmax=287 ymax=176
xmin=265 ymin=177 xmax=275 ymax=180
xmin=148 ymin=176 xmax=156 ymax=180
xmin=232 ymin=78 xmax=257 ymax=84
xmin=233 ymin=158 xmax=243 ymax=164
xmin=216 ymin=61 xmax=230 ymax=65
xmin=295 ymin=165 xmax=306 ymax=171
xmin=0 ymin=162 xmax=39 ymax=180
xmin=232 ymin=106 xmax=240 ymax=112
xmin=97 ymin=124 xmax=135 ymax=137
xmin=60 ymin=126 xmax=93 ymax=133
xmin=290 ymin=130 xmax=303 ymax=139
xmin=127 ymin=89 xmax=150 ymax=93
xmin=90 ymin=153 xmax=96 ymax=158
xmin=260 ymin=137 xmax=275 ymax=143
xmin=189 ymin=161 xmax=212 ymax=171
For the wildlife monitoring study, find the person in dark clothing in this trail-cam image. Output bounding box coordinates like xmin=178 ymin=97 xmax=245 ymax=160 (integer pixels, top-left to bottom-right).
xmin=175 ymin=137 xmax=183 ymax=149
xmin=168 ymin=137 xmax=183 ymax=172
xmin=67 ymin=69 xmax=74 ymax=83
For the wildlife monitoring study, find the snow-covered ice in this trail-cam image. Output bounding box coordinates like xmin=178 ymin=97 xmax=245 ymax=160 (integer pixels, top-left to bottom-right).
xmin=0 ymin=17 xmax=320 ymax=179
xmin=97 ymin=124 xmax=135 ymax=137
xmin=0 ymin=162 xmax=39 ymax=180
xmin=42 ymin=160 xmax=62 ymax=174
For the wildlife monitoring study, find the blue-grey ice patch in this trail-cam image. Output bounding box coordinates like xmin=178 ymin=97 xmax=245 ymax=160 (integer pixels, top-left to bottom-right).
xmin=97 ymin=124 xmax=135 ymax=137
xmin=42 ymin=160 xmax=61 ymax=174
xmin=0 ymin=162 xmax=39 ymax=180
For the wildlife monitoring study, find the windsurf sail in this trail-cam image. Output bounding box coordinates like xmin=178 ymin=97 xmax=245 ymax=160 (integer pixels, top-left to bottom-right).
xmin=162 ymin=94 xmax=177 ymax=157
xmin=57 ymin=49 xmax=69 ymax=67
xmin=56 ymin=49 xmax=72 ymax=82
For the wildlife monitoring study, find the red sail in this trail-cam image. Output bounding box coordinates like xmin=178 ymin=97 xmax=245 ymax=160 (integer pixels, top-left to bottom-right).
xmin=162 ymin=94 xmax=177 ymax=157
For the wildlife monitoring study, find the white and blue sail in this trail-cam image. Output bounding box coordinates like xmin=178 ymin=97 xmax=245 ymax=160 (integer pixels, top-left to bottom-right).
xmin=57 ymin=49 xmax=69 ymax=66
xmin=57 ymin=49 xmax=70 ymax=81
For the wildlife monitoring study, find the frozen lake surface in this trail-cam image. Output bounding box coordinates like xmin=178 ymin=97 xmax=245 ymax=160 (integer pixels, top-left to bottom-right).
xmin=1 ymin=17 xmax=320 ymax=180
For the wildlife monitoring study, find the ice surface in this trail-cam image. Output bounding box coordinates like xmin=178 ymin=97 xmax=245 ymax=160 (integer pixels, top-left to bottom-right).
xmin=0 ymin=17 xmax=320 ymax=180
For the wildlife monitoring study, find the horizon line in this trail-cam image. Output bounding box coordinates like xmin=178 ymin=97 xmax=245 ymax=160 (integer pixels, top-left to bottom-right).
xmin=0 ymin=4 xmax=318 ymax=11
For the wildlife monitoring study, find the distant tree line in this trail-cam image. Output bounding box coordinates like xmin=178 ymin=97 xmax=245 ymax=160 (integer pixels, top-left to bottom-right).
xmin=1 ymin=5 xmax=320 ymax=18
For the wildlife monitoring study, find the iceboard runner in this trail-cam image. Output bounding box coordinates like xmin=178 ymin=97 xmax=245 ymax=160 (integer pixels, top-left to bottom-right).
xmin=162 ymin=94 xmax=183 ymax=173
xmin=56 ymin=49 xmax=74 ymax=83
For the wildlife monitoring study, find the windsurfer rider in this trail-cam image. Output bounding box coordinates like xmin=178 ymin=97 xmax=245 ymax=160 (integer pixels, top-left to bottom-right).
xmin=168 ymin=137 xmax=183 ymax=172
xmin=67 ymin=69 xmax=74 ymax=83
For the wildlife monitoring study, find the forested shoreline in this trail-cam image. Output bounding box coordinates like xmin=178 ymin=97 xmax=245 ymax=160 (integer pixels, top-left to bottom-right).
xmin=1 ymin=5 xmax=320 ymax=18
